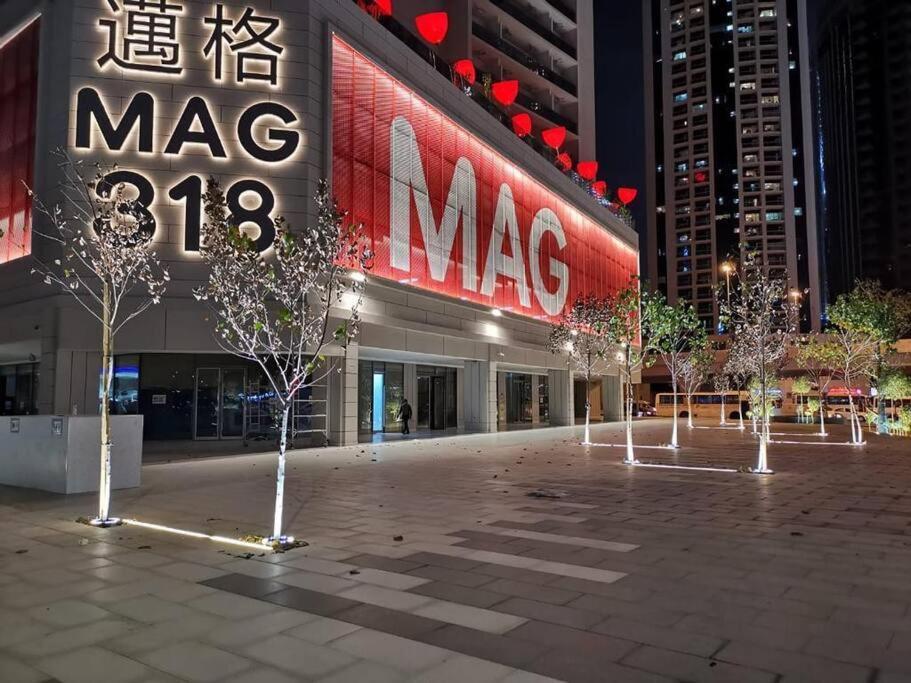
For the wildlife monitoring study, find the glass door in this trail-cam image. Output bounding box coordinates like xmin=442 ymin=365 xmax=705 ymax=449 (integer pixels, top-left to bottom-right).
xmin=221 ymin=369 xmax=246 ymax=438
xmin=372 ymin=372 xmax=385 ymax=432
xmin=194 ymin=368 xmax=220 ymax=439
xmin=417 ymin=375 xmax=431 ymax=429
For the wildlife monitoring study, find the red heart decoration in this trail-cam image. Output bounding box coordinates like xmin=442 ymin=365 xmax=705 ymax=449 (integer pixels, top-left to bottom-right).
xmin=617 ymin=187 xmax=638 ymax=205
xmin=592 ymin=181 xmax=607 ymax=197
xmin=491 ymin=80 xmax=519 ymax=106
xmin=415 ymin=12 xmax=449 ymax=45
xmin=452 ymin=59 xmax=476 ymax=85
xmin=511 ymin=113 xmax=532 ymax=137
xmin=541 ymin=126 xmax=566 ymax=150
xmin=577 ymin=160 xmax=598 ymax=181
xmin=373 ymin=0 xmax=392 ymax=15
xmin=556 ymin=152 xmax=572 ymax=171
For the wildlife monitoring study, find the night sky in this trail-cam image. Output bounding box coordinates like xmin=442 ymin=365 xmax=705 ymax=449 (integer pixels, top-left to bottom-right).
xmin=593 ymin=0 xmax=826 ymax=242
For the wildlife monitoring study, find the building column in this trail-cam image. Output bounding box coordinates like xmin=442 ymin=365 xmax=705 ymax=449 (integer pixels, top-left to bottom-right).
xmin=329 ymin=342 xmax=359 ymax=446
xmin=456 ymin=366 xmax=465 ymax=430
xmin=463 ymin=360 xmax=497 ymax=433
xmin=548 ymin=368 xmax=574 ymax=426
xmin=531 ymin=376 xmax=540 ymax=426
xmin=602 ymin=374 xmax=622 ymax=422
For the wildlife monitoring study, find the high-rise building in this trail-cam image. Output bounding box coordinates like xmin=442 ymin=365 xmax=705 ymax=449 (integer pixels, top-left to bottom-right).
xmin=643 ymin=0 xmax=821 ymax=330
xmin=815 ymin=0 xmax=911 ymax=302
xmin=393 ymin=0 xmax=597 ymax=161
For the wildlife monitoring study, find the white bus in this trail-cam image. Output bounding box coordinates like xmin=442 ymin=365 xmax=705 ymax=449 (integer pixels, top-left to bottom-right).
xmin=655 ymin=392 xmax=755 ymax=420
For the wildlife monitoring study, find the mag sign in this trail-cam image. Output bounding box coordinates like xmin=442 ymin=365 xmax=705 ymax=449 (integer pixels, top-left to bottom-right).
xmin=72 ymin=1 xmax=299 ymax=252
xmin=331 ymin=37 xmax=637 ymax=322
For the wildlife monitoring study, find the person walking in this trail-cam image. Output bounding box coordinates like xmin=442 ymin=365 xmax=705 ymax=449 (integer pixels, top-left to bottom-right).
xmin=398 ymin=398 xmax=412 ymax=435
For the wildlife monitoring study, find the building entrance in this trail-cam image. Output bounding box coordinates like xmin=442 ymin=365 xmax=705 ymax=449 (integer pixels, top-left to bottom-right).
xmin=416 ymin=366 xmax=457 ymax=431
xmin=193 ymin=368 xmax=246 ymax=440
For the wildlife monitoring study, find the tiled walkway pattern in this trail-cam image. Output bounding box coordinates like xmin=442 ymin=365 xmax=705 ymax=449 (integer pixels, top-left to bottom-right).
xmin=1 ymin=420 xmax=911 ymax=682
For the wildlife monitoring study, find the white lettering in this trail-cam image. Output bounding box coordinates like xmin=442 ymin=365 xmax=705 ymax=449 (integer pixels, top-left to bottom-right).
xmin=389 ymin=116 xmax=477 ymax=291
xmin=481 ymin=183 xmax=531 ymax=308
xmin=529 ymin=208 xmax=569 ymax=315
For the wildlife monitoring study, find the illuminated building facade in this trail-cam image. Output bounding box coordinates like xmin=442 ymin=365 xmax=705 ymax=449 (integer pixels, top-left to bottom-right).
xmin=0 ymin=0 xmax=636 ymax=447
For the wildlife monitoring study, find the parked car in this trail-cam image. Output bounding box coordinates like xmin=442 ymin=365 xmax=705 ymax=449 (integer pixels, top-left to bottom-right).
xmin=634 ymin=401 xmax=657 ymax=417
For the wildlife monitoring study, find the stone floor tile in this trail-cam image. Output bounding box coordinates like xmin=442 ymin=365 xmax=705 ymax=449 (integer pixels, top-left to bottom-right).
xmin=139 ymin=641 xmax=253 ymax=682
xmin=407 ymin=564 xmax=497 ymax=588
xmin=0 ymin=653 xmax=49 ymax=683
xmin=410 ymin=580 xmax=506 ymax=608
xmin=200 ymin=573 xmax=289 ymax=599
xmin=417 ymin=625 xmax=544 ymax=668
xmin=331 ymin=603 xmax=445 ymax=639
xmin=508 ymin=619 xmax=637 ymax=661
xmin=205 ymin=609 xmax=315 ymax=647
xmin=499 ymin=670 xmax=564 ymax=683
xmin=715 ymin=640 xmax=872 ymax=683
xmin=10 ymin=619 xmax=138 ymax=658
xmin=28 ymin=599 xmax=111 ymax=627
xmin=285 ymin=616 xmax=363 ymax=644
xmin=273 ymin=570 xmax=359 ymax=594
xmin=218 ymin=559 xmax=296 ymax=579
xmin=108 ymin=613 xmax=224 ymax=656
xmin=222 ymin=666 xmax=300 ymax=683
xmin=154 ymin=562 xmax=227 ymax=583
xmin=414 ymin=599 xmax=528 ymax=634
xmin=622 ymin=644 xmax=777 ymax=683
xmin=344 ymin=553 xmax=424 ymax=574
xmin=409 ymin=654 xmax=514 ymax=682
xmin=314 ymin=659 xmax=406 ymax=683
xmin=493 ymin=597 xmax=601 ymax=630
xmin=243 ymin=634 xmax=354 ymax=677
xmin=528 ymin=649 xmax=674 ymax=683
xmin=105 ymin=595 xmax=199 ymax=624
xmin=593 ymin=616 xmax=722 ymax=656
xmin=36 ymin=645 xmax=151 ymax=683
xmin=484 ymin=578 xmax=581 ymax=605
xmin=262 ymin=587 xmax=360 ymax=616
xmin=188 ymin=591 xmax=277 ymax=619
xmin=336 ymin=583 xmax=433 ymax=611
xmin=346 ymin=567 xmax=430 ymax=590
xmin=329 ymin=628 xmax=450 ymax=671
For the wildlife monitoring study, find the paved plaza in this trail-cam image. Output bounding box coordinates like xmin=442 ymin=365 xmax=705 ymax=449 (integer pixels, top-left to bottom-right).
xmin=1 ymin=419 xmax=911 ymax=683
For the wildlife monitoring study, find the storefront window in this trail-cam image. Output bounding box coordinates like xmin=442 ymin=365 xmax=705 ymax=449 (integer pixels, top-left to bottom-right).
xmin=505 ymin=373 xmax=533 ymax=423
xmin=416 ymin=366 xmax=457 ymax=431
xmin=358 ymin=361 xmax=406 ymax=433
xmin=0 ymin=363 xmax=38 ymax=415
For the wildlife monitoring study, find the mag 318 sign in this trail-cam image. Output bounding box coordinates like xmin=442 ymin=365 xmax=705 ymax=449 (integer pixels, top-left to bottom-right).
xmin=72 ymin=0 xmax=300 ymax=251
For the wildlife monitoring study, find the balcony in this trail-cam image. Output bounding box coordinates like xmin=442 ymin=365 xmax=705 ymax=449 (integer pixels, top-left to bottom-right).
xmin=473 ymin=22 xmax=578 ymax=96
xmin=484 ymin=0 xmax=577 ymax=58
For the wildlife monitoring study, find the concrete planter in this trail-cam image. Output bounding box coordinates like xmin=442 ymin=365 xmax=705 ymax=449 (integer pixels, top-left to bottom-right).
xmin=0 ymin=416 xmax=142 ymax=494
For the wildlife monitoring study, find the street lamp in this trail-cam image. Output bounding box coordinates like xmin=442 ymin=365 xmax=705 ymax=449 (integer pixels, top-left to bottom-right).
xmin=720 ymin=262 xmax=734 ymax=330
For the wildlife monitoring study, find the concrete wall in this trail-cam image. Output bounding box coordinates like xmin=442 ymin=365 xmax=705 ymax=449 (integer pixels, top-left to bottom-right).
xmin=0 ymin=415 xmax=142 ymax=494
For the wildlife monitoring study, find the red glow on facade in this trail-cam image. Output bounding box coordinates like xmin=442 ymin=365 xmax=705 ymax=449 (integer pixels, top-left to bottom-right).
xmin=511 ymin=113 xmax=532 ymax=137
xmin=617 ymin=187 xmax=638 ymax=205
xmin=592 ymin=181 xmax=607 ymax=198
xmin=491 ymin=80 xmax=519 ymax=106
xmin=414 ymin=12 xmax=448 ymax=45
xmin=452 ymin=59 xmax=476 ymax=85
xmin=556 ymin=152 xmax=572 ymax=171
xmin=358 ymin=0 xmax=392 ymax=17
xmin=577 ymin=161 xmax=598 ymax=181
xmin=541 ymin=126 xmax=566 ymax=150
xmin=0 ymin=19 xmax=39 ymax=265
xmin=695 ymin=171 xmax=708 ymax=183
xmin=331 ymin=37 xmax=638 ymax=323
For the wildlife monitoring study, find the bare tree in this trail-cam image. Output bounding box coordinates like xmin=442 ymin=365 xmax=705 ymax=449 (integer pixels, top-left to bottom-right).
xmin=828 ymin=326 xmax=877 ymax=444
xmin=606 ymin=281 xmax=655 ymax=464
xmin=29 ymin=153 xmax=169 ymax=526
xmin=549 ymin=294 xmax=614 ymax=445
xmin=195 ymin=179 xmax=371 ymax=545
xmin=722 ymin=345 xmax=750 ymax=431
xmin=720 ymin=255 xmax=799 ymax=473
xmin=641 ymin=290 xmax=705 ymax=448
xmin=679 ymin=342 xmax=713 ymax=429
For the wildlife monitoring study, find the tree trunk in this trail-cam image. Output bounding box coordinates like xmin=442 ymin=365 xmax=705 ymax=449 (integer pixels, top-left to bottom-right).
xmin=670 ymin=381 xmax=679 ymax=448
xmin=738 ymin=391 xmax=745 ymax=430
xmin=848 ymin=394 xmax=859 ymax=444
xmin=624 ymin=355 xmax=635 ymax=464
xmin=819 ymin=401 xmax=827 ymax=436
xmin=720 ymin=393 xmax=726 ymax=425
xmin=97 ymin=283 xmax=114 ymax=524
xmin=583 ymin=374 xmax=591 ymax=445
xmin=272 ymin=406 xmax=290 ymax=541
xmin=687 ymin=398 xmax=693 ymax=429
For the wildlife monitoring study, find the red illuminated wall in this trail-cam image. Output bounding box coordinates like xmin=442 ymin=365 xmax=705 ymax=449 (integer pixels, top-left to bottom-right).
xmin=331 ymin=36 xmax=638 ymax=323
xmin=0 ymin=20 xmax=39 ymax=265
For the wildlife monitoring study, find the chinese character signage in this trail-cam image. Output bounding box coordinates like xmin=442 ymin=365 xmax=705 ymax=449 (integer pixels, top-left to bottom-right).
xmin=76 ymin=1 xmax=296 ymax=252
xmin=331 ymin=37 xmax=638 ymax=322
